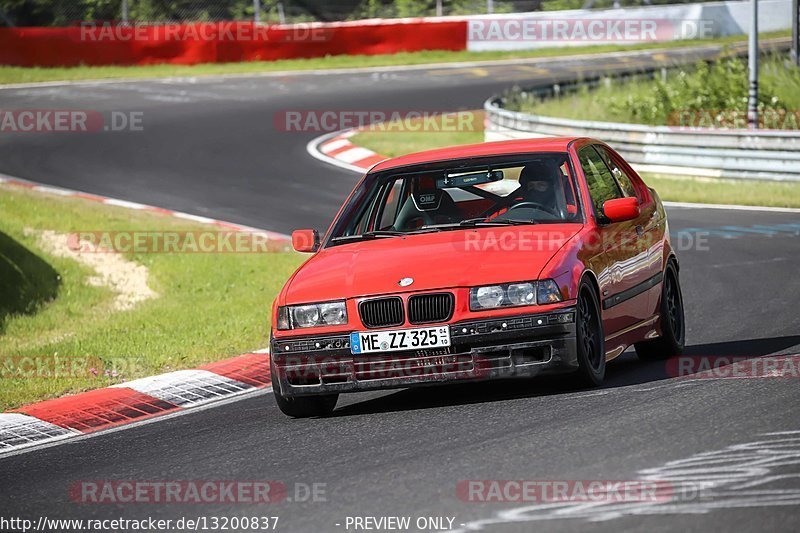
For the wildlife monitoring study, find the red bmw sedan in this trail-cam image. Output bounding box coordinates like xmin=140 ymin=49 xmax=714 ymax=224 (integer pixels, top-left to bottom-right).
xmin=270 ymin=137 xmax=685 ymax=417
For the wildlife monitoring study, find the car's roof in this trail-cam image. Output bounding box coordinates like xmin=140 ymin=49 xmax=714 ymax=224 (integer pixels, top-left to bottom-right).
xmin=369 ymin=137 xmax=584 ymax=173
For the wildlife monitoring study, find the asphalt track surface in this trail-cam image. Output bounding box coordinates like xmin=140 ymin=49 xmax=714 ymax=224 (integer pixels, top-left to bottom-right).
xmin=1 ymin=42 xmax=800 ymax=532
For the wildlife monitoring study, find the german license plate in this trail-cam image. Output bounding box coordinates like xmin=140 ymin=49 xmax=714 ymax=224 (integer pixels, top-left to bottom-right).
xmin=350 ymin=326 xmax=450 ymax=355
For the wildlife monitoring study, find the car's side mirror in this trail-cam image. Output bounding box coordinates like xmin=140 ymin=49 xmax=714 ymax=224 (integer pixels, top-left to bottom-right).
xmin=602 ymin=197 xmax=640 ymax=223
xmin=292 ymin=229 xmax=320 ymax=253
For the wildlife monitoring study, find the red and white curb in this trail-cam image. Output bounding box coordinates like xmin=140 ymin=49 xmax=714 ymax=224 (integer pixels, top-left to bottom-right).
xmin=0 ymin=352 xmax=271 ymax=456
xmin=0 ymin=172 xmax=291 ymax=240
xmin=0 ymin=175 xmax=287 ymax=456
xmin=306 ymin=130 xmax=386 ymax=173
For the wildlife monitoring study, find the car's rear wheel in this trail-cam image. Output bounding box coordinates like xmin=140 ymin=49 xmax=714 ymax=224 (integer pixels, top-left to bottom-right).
xmin=575 ymin=281 xmax=605 ymax=386
xmin=270 ymin=357 xmax=338 ymax=418
xmin=635 ymin=261 xmax=685 ymax=361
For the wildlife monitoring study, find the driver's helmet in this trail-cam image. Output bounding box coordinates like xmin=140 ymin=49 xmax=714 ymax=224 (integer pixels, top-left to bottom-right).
xmin=518 ymin=160 xmax=561 ymax=208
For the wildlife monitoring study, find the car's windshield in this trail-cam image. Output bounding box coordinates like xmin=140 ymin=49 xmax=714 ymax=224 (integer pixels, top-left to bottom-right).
xmin=328 ymin=154 xmax=581 ymax=245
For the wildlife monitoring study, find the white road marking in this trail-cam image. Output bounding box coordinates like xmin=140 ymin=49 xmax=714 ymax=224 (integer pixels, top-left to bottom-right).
xmin=0 ymin=172 xmax=290 ymax=240
xmin=663 ymin=201 xmax=800 ymax=214
xmin=101 ymin=198 xmax=148 ymax=210
xmin=31 ymin=185 xmax=73 ymax=196
xmin=453 ymin=432 xmax=800 ymax=531
xmin=708 ymin=257 xmax=789 ymax=269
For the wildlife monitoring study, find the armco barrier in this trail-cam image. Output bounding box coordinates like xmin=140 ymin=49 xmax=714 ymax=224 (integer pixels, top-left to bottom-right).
xmin=0 ymin=20 xmax=467 ymax=67
xmin=484 ymin=97 xmax=800 ymax=181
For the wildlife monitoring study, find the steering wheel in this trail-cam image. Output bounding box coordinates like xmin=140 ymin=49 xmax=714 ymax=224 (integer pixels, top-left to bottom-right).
xmin=505 ymin=201 xmax=562 ymax=219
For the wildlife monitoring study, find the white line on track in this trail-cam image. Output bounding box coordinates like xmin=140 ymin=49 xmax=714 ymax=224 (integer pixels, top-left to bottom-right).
xmin=663 ymin=201 xmax=800 ymax=213
xmin=0 ymin=171 xmax=291 ymax=238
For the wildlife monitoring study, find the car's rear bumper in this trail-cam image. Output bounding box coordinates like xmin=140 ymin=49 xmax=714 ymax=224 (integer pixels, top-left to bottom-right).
xmin=271 ymin=308 xmax=578 ymax=397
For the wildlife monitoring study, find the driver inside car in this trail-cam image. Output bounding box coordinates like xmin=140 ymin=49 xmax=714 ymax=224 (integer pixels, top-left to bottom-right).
xmin=489 ymin=159 xmax=570 ymax=220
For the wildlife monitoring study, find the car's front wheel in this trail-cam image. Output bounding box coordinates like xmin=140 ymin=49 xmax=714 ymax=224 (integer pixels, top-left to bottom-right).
xmin=575 ymin=281 xmax=605 ymax=386
xmin=635 ymin=260 xmax=685 ymax=360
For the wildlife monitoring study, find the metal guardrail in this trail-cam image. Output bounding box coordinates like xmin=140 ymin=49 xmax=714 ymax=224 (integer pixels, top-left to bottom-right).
xmin=484 ymin=63 xmax=800 ymax=182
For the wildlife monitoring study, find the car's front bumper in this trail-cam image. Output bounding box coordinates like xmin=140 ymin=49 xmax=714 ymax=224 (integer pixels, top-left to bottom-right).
xmin=270 ymin=308 xmax=578 ymax=396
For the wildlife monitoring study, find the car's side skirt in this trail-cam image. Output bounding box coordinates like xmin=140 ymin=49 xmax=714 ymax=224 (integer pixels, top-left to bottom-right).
xmin=602 ymin=271 xmax=664 ymax=310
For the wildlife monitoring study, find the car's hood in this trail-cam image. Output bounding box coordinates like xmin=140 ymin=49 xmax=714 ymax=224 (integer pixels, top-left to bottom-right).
xmin=283 ymin=225 xmax=582 ymax=304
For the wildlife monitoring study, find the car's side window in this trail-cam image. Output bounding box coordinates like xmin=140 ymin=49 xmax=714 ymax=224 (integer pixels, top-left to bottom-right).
xmin=578 ymin=145 xmax=623 ymax=217
xmin=595 ymin=146 xmax=638 ymax=199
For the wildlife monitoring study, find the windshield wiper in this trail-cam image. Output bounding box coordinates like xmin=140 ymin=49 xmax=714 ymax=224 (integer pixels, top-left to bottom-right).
xmin=458 ymin=217 xmax=538 ymax=227
xmin=329 ymin=230 xmax=405 ymax=244
xmin=418 ymin=218 xmax=537 ymax=232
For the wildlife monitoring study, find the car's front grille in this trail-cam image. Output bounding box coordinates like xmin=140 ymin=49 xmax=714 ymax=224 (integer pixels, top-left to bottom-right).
xmin=408 ymin=293 xmax=454 ymax=324
xmin=359 ymin=297 xmax=404 ymax=328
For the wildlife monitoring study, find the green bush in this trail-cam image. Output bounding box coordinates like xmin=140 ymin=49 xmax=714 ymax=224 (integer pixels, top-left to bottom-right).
xmin=505 ymin=55 xmax=800 ymax=129
xmin=605 ymin=58 xmax=783 ymax=125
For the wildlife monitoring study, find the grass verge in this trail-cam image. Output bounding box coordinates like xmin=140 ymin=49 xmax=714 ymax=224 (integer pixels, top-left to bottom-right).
xmin=0 ymin=31 xmax=788 ymax=85
xmin=640 ymin=174 xmax=800 ymax=208
xmin=0 ymin=184 xmax=303 ymax=410
xmin=351 ymin=111 xmax=800 ymax=208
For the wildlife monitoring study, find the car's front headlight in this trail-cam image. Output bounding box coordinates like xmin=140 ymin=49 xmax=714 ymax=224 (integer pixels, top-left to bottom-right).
xmin=469 ymin=280 xmax=562 ymax=310
xmin=277 ymin=301 xmax=348 ymax=330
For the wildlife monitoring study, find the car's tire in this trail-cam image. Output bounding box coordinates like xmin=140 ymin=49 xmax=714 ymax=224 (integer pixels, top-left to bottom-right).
xmin=575 ymin=281 xmax=606 ymax=386
xmin=635 ymin=260 xmax=685 ymax=361
xmin=270 ymin=357 xmax=338 ymax=418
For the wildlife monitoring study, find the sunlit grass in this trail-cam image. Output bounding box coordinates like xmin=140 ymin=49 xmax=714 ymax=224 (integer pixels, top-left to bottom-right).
xmin=0 ymin=185 xmax=304 ymax=409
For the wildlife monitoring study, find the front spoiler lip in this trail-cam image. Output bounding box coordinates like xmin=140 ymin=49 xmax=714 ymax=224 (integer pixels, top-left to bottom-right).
xmin=272 ymin=309 xmax=578 ymax=397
